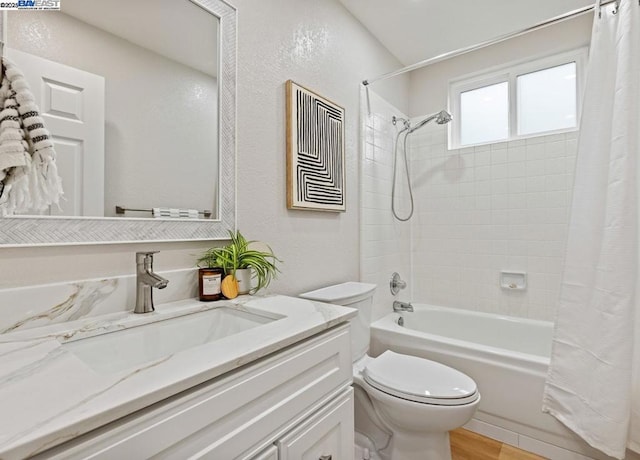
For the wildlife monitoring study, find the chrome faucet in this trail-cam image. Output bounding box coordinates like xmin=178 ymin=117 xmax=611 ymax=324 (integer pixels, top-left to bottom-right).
xmin=135 ymin=251 xmax=169 ymax=314
xmin=393 ymin=300 xmax=414 ymax=312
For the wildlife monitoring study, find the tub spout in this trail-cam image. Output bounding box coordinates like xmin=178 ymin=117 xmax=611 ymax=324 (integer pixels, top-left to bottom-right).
xmin=393 ymin=300 xmax=414 ymax=312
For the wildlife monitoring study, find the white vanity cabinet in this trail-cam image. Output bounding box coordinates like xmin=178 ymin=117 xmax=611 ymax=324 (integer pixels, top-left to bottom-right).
xmin=34 ymin=324 xmax=354 ymax=460
xmin=277 ymin=388 xmax=354 ymax=460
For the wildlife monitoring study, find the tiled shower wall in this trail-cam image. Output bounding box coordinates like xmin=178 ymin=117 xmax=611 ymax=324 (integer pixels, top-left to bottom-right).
xmin=360 ymin=90 xmax=578 ymax=322
xmin=360 ymin=89 xmax=411 ymax=322
xmin=407 ymin=122 xmax=577 ymax=321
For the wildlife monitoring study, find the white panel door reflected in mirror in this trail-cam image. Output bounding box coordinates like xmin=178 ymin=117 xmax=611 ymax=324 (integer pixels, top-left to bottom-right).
xmin=7 ymin=48 xmax=105 ymax=217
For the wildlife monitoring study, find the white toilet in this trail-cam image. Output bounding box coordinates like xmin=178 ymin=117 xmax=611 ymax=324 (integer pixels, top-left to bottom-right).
xmin=300 ymin=282 xmax=480 ymax=460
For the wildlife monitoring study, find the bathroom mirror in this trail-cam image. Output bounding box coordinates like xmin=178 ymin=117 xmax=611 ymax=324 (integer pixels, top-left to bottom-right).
xmin=0 ymin=0 xmax=236 ymax=246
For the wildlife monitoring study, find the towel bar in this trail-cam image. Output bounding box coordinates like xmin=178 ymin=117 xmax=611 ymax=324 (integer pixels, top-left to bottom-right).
xmin=115 ymin=205 xmax=212 ymax=219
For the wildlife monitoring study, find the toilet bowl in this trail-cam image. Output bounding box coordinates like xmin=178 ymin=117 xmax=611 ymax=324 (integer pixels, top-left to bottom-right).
xmin=355 ymin=352 xmax=480 ymax=459
xmin=300 ymin=282 xmax=480 ymax=460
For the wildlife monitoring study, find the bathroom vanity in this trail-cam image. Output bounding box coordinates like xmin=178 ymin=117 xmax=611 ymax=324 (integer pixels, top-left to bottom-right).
xmin=0 ymin=295 xmax=356 ymax=459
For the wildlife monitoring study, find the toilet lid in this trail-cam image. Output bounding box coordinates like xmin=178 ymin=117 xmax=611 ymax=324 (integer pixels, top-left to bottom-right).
xmin=299 ymin=282 xmax=377 ymax=305
xmin=363 ymin=351 xmax=479 ymax=406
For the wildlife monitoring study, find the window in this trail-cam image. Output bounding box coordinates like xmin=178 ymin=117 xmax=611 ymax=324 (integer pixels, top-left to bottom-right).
xmin=517 ymin=62 xmax=577 ymax=136
xmin=449 ymin=49 xmax=586 ymax=148
xmin=460 ymin=81 xmax=509 ymax=145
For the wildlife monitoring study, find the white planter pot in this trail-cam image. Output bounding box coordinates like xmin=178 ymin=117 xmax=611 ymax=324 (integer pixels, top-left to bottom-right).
xmin=234 ymin=268 xmax=252 ymax=295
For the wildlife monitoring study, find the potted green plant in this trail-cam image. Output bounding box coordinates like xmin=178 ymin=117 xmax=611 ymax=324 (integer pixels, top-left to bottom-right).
xmin=197 ymin=230 xmax=281 ymax=296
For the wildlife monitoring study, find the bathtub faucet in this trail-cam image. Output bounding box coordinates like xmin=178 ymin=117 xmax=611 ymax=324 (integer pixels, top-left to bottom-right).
xmin=393 ymin=300 xmax=414 ymax=313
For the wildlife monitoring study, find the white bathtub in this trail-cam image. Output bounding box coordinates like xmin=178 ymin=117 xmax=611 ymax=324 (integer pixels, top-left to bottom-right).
xmin=370 ymin=304 xmax=611 ymax=460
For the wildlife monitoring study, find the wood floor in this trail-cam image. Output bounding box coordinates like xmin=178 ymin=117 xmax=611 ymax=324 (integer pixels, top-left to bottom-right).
xmin=451 ymin=429 xmax=546 ymax=460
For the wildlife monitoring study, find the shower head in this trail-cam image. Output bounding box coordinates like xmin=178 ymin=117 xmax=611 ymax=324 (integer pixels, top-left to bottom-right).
xmin=407 ymin=110 xmax=452 ymax=134
xmin=435 ymin=110 xmax=452 ymax=125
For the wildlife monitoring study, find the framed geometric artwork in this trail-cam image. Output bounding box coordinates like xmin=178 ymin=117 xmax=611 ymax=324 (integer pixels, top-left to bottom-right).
xmin=286 ymin=80 xmax=346 ymax=212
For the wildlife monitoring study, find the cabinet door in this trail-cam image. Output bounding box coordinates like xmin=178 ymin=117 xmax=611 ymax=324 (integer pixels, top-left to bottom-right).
xmin=278 ymin=388 xmax=354 ymax=460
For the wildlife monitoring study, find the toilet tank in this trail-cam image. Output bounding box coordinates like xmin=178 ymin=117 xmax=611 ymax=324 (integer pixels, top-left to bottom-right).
xmin=300 ymin=282 xmax=376 ymax=361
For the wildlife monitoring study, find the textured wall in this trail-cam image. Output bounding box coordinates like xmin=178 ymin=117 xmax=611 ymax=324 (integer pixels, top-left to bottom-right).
xmin=0 ymin=1 xmax=408 ymax=294
xmin=232 ymin=0 xmax=408 ymax=295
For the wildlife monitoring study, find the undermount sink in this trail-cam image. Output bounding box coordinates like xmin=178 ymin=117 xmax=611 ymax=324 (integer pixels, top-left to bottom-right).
xmin=62 ymin=307 xmax=276 ymax=375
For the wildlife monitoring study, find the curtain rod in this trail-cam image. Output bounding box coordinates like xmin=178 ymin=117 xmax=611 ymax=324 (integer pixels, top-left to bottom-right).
xmin=362 ymin=1 xmax=616 ymax=86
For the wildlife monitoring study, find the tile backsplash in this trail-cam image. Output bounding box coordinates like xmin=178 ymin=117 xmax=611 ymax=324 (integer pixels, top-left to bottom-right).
xmin=407 ymin=123 xmax=577 ymax=321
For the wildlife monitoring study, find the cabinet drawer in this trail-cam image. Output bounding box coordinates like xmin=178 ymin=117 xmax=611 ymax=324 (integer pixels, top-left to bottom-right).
xmin=278 ymin=388 xmax=354 ymax=460
xmin=36 ymin=325 xmax=351 ymax=459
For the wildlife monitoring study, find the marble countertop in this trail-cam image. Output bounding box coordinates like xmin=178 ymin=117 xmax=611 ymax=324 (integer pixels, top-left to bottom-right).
xmin=0 ymin=295 xmax=356 ymax=459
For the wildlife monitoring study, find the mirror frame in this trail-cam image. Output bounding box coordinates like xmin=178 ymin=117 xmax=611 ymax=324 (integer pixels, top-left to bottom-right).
xmin=0 ymin=0 xmax=236 ymax=247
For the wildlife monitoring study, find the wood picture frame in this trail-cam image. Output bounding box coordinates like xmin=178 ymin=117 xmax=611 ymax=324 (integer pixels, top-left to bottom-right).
xmin=286 ymin=80 xmax=346 ymax=212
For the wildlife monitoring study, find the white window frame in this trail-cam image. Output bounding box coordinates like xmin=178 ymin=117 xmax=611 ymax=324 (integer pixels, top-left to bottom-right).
xmin=448 ymin=48 xmax=588 ymax=149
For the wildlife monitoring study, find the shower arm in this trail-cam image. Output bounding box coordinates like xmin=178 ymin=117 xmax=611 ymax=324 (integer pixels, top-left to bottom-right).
xmin=407 ymin=110 xmax=452 ymax=134
xmin=407 ymin=112 xmax=440 ymax=134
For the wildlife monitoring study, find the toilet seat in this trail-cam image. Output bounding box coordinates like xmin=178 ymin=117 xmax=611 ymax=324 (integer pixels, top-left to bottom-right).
xmin=362 ymin=350 xmax=479 ymax=406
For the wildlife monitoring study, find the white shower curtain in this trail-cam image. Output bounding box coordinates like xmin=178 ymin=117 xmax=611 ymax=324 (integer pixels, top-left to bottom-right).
xmin=542 ymin=1 xmax=640 ymax=458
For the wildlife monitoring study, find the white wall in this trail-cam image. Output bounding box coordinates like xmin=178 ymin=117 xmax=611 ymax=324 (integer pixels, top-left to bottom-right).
xmin=0 ymin=1 xmax=408 ymax=295
xmin=232 ymin=0 xmax=408 ymax=295
xmin=7 ymin=11 xmax=218 ymax=217
xmin=409 ymin=14 xmax=592 ymax=117
xmin=401 ymin=14 xmax=591 ymax=321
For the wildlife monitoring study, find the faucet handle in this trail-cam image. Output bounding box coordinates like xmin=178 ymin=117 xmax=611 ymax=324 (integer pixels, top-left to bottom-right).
xmin=390 ymin=272 xmax=407 ymax=295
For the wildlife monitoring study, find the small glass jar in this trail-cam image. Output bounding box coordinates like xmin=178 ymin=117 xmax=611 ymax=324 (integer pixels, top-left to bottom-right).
xmin=198 ymin=267 xmax=223 ymax=301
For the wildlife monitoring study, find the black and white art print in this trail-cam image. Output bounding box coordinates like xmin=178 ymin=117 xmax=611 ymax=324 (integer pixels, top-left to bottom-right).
xmin=286 ymin=80 xmax=346 ymax=212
